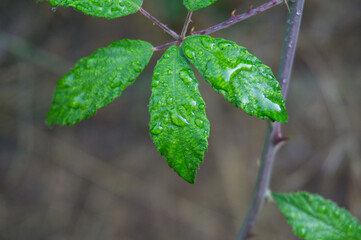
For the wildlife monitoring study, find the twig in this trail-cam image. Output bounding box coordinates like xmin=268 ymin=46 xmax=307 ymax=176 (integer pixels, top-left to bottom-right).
xmin=237 ymin=0 xmax=305 ymax=239
xmin=192 ymin=0 xmax=284 ymax=36
xmin=153 ymin=41 xmax=179 ymax=51
xmin=180 ymin=11 xmax=193 ymax=40
xmin=139 ymin=8 xmax=180 ymax=40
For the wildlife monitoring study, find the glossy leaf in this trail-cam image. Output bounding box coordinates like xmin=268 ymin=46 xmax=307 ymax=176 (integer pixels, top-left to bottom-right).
xmin=183 ymin=0 xmax=217 ymax=11
xmin=149 ymin=46 xmax=210 ymax=184
xmin=47 ymin=39 xmax=153 ymax=126
xmin=48 ymin=0 xmax=143 ymax=19
xmin=182 ymin=35 xmax=288 ymax=122
xmin=273 ymin=192 xmax=361 ymax=240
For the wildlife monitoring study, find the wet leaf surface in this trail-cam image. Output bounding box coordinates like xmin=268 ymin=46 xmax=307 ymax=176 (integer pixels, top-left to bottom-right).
xmin=149 ymin=46 xmax=210 ymax=183
xmin=182 ymin=35 xmax=288 ymax=122
xmin=47 ymin=39 xmax=153 ymax=125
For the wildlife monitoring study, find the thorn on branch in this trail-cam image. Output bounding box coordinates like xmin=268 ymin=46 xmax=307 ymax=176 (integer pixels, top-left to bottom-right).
xmin=231 ymin=10 xmax=236 ymax=18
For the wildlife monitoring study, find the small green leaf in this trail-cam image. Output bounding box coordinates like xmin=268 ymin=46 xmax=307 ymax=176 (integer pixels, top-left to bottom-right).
xmin=182 ymin=35 xmax=288 ymax=122
xmin=47 ymin=39 xmax=153 ymax=126
xmin=48 ymin=0 xmax=143 ymax=19
xmin=149 ymin=46 xmax=210 ymax=184
xmin=183 ymin=0 xmax=217 ymax=11
xmin=273 ymin=192 xmax=361 ymax=240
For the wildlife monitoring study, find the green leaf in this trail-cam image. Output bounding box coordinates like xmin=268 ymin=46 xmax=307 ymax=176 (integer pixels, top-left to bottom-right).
xmin=183 ymin=0 xmax=217 ymax=11
xmin=149 ymin=46 xmax=210 ymax=184
xmin=47 ymin=39 xmax=153 ymax=126
xmin=273 ymin=192 xmax=361 ymax=240
xmin=48 ymin=0 xmax=143 ymax=19
xmin=182 ymin=35 xmax=288 ymax=122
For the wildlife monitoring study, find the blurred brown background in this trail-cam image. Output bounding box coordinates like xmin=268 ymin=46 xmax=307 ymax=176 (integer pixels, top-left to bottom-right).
xmin=0 ymin=0 xmax=360 ymax=239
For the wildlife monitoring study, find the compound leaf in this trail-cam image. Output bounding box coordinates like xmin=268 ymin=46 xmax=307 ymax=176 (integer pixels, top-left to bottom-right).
xmin=149 ymin=46 xmax=210 ymax=184
xmin=48 ymin=0 xmax=143 ymax=19
xmin=182 ymin=35 xmax=288 ymax=122
xmin=273 ymin=192 xmax=361 ymax=240
xmin=183 ymin=0 xmax=217 ymax=11
xmin=47 ymin=39 xmax=153 ymax=126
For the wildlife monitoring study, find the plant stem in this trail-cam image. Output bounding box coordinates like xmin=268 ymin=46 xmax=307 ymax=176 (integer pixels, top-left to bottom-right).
xmin=153 ymin=41 xmax=179 ymax=51
xmin=180 ymin=11 xmax=193 ymax=40
xmin=139 ymin=8 xmax=180 ymax=40
xmin=237 ymin=0 xmax=305 ymax=239
xmin=192 ymin=0 xmax=284 ymax=36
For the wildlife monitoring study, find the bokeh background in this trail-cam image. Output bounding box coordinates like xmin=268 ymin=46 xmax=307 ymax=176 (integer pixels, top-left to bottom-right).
xmin=1 ymin=0 xmax=360 ymax=239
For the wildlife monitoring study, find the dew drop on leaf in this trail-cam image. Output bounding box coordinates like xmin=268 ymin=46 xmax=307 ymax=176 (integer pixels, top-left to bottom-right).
xmin=318 ymin=205 xmax=327 ymax=213
xmin=152 ymin=80 xmax=160 ymax=87
xmin=170 ymin=110 xmax=189 ymax=127
xmin=218 ymin=42 xmax=232 ymax=50
xmin=151 ymin=124 xmax=163 ymax=135
xmin=184 ymin=46 xmax=195 ymax=59
xmin=110 ymin=76 xmax=122 ymax=88
xmin=167 ymin=97 xmax=174 ymax=104
xmin=68 ymin=93 xmax=87 ymax=109
xmin=201 ymin=38 xmax=215 ymax=50
xmin=195 ymin=119 xmax=204 ymax=127
xmin=198 ymin=103 xmax=205 ymax=110
xmin=297 ymin=226 xmax=307 ymax=238
xmin=180 ymin=70 xmax=192 ymax=84
xmin=58 ymin=73 xmax=74 ymax=88
xmin=85 ymin=58 xmax=96 ymax=69
xmin=132 ymin=61 xmax=143 ymax=72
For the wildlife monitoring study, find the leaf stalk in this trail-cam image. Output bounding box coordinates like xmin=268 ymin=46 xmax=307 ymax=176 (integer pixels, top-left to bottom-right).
xmin=139 ymin=8 xmax=180 ymax=40
xmin=192 ymin=0 xmax=284 ymax=36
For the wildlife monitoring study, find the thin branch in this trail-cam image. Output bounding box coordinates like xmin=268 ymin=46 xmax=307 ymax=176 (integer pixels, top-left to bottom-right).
xmin=139 ymin=8 xmax=180 ymax=40
xmin=237 ymin=0 xmax=305 ymax=239
xmin=180 ymin=11 xmax=193 ymax=40
xmin=153 ymin=41 xmax=179 ymax=51
xmin=192 ymin=0 xmax=284 ymax=36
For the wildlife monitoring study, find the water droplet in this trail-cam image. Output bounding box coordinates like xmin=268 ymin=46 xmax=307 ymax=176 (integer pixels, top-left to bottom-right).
xmin=51 ymin=7 xmax=57 ymax=12
xmin=348 ymin=223 xmax=354 ymax=231
xmin=132 ymin=62 xmax=143 ymax=72
xmin=198 ymin=103 xmax=205 ymax=110
xmin=85 ymin=58 xmax=96 ymax=69
xmin=296 ymin=10 xmax=302 ymax=16
xmin=297 ymin=227 xmax=307 ymax=238
xmin=170 ymin=110 xmax=189 ymax=127
xmin=110 ymin=76 xmax=122 ymax=88
xmin=318 ymin=205 xmax=327 ymax=213
xmin=184 ymin=46 xmax=195 ymax=59
xmin=167 ymin=69 xmax=173 ymax=75
xmin=201 ymin=38 xmax=215 ymax=50
xmin=195 ymin=119 xmax=204 ymax=128
xmin=58 ymin=73 xmax=74 ymax=88
xmin=334 ymin=209 xmax=340 ymax=217
xmin=218 ymin=42 xmax=232 ymax=50
xmin=167 ymin=97 xmax=174 ymax=104
xmin=151 ymin=124 xmax=163 ymax=135
xmin=163 ymin=53 xmax=170 ymax=59
xmin=152 ymin=80 xmax=160 ymax=87
xmin=180 ymin=70 xmax=192 ymax=84
xmin=68 ymin=93 xmax=87 ymax=109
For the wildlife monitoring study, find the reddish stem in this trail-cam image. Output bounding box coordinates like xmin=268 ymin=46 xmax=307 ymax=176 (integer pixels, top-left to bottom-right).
xmin=192 ymin=0 xmax=284 ymax=36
